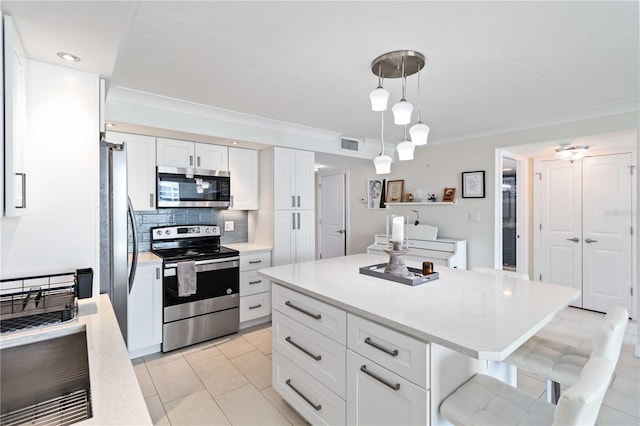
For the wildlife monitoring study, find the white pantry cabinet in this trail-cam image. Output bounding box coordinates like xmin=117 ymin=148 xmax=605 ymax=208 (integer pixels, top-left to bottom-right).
xmin=128 ymin=261 xmax=163 ymax=358
xmin=273 ymin=147 xmax=315 ymax=210
xmin=107 ymin=131 xmax=156 ymax=211
xmin=3 ymin=15 xmax=27 ymax=217
xmin=273 ymin=210 xmax=315 ymax=266
xmin=156 ymin=138 xmax=228 ymax=171
xmin=228 ymin=147 xmax=259 ymax=210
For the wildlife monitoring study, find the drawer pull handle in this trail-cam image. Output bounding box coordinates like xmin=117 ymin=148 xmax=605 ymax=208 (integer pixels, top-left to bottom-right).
xmin=285 ymin=336 xmax=321 ymax=361
xmin=249 ymin=260 xmax=263 ymax=264
xmin=364 ymin=337 xmax=399 ymax=357
xmin=286 ymin=379 xmax=321 ymax=411
xmin=249 ymin=280 xmax=262 ymax=285
xmin=360 ymin=365 xmax=400 ymax=391
xmin=285 ymin=300 xmax=321 ymax=320
xmin=248 ymin=304 xmax=263 ymax=310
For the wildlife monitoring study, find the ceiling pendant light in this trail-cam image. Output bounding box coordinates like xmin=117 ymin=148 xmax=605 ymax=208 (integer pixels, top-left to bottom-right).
xmin=391 ymin=58 xmax=413 ymax=125
xmin=396 ymin=125 xmax=414 ymax=161
xmin=409 ymin=61 xmax=430 ymax=146
xmin=369 ymin=64 xmax=390 ymax=111
xmin=373 ymin=111 xmax=392 ymax=174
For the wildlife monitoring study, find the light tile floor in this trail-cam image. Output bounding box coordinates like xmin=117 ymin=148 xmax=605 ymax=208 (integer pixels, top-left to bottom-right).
xmin=133 ymin=307 xmax=639 ymax=425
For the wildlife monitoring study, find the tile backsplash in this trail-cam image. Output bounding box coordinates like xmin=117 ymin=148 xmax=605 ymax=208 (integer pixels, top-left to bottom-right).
xmin=130 ymin=208 xmax=248 ymax=252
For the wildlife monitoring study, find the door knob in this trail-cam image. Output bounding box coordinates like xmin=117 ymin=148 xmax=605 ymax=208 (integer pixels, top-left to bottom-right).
xmin=585 ymin=238 xmax=598 ymax=244
xmin=566 ymin=237 xmax=580 ymax=243
xmin=337 ymin=229 xmax=345 ymax=234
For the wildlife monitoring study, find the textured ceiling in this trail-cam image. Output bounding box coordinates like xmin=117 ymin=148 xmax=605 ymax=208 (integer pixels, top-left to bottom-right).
xmin=3 ymin=1 xmax=639 ymax=145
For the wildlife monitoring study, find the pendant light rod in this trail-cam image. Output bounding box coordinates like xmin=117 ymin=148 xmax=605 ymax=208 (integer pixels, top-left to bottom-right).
xmin=416 ymin=62 xmax=422 ymax=120
xmin=381 ymin=111 xmax=385 ymax=154
xmin=401 ymin=59 xmax=406 ymax=100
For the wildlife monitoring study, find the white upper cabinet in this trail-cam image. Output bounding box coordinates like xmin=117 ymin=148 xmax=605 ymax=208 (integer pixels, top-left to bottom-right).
xmin=156 ymin=137 xmax=228 ymax=171
xmin=3 ymin=15 xmax=28 ymax=217
xmin=273 ymin=147 xmax=314 ymax=210
xmin=108 ymin=131 xmax=156 ymax=211
xmin=228 ymin=147 xmax=259 ymax=210
xmin=196 ymin=143 xmax=228 ymax=170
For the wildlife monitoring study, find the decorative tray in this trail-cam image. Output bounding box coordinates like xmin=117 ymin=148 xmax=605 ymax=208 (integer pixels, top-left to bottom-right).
xmin=359 ymin=263 xmax=439 ymax=286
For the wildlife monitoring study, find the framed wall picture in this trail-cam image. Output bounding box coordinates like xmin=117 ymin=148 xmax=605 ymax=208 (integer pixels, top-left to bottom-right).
xmin=442 ymin=187 xmax=456 ymax=202
xmin=462 ymin=171 xmax=485 ymax=198
xmin=386 ymin=180 xmax=404 ymax=202
xmin=367 ymin=178 xmax=384 ymax=209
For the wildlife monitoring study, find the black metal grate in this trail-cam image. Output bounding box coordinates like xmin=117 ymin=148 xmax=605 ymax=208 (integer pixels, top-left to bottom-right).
xmin=0 ymin=389 xmax=91 ymax=426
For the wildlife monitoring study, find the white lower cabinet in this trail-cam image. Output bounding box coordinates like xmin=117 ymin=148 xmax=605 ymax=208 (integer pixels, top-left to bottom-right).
xmin=346 ymin=350 xmax=428 ymax=426
xmin=127 ymin=262 xmax=163 ymax=358
xmin=239 ymin=249 xmax=272 ymax=328
xmin=271 ymin=283 xmax=431 ymax=425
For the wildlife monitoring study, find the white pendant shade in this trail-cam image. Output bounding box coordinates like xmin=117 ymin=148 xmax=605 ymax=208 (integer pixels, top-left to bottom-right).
xmin=396 ymin=139 xmax=414 ymax=161
xmin=373 ymin=153 xmax=392 ymax=174
xmin=409 ymin=121 xmax=430 ymax=146
xmin=369 ymin=86 xmax=390 ymax=111
xmin=392 ymin=99 xmax=413 ymax=125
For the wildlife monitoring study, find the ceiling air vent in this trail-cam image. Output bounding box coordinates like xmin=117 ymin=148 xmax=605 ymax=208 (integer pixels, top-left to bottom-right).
xmin=340 ymin=137 xmax=360 ymax=152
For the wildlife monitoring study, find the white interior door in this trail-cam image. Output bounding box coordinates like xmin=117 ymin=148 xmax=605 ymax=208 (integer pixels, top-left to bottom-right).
xmin=582 ymin=153 xmax=633 ymax=313
xmin=319 ymin=172 xmax=346 ymax=259
xmin=535 ymin=159 xmax=583 ymax=306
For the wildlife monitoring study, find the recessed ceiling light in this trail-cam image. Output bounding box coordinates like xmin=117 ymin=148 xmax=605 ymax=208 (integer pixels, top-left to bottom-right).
xmin=56 ymin=52 xmax=81 ymax=62
xmin=230 ymin=141 xmax=239 ymax=145
xmin=106 ymin=122 xmax=116 ymax=128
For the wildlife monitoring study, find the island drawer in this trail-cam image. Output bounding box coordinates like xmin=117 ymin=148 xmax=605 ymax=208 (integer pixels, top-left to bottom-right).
xmin=240 ymin=252 xmax=271 ymax=271
xmin=347 ymin=314 xmax=429 ymax=388
xmin=239 ymin=292 xmax=271 ymax=323
xmin=273 ymin=310 xmax=346 ymax=398
xmin=273 ymin=349 xmax=346 ymax=425
xmin=240 ymin=270 xmax=271 ymax=296
xmin=272 ymin=284 xmax=346 ymax=345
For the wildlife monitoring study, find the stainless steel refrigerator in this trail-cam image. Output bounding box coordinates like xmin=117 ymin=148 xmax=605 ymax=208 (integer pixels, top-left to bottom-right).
xmin=99 ymin=135 xmax=138 ymax=342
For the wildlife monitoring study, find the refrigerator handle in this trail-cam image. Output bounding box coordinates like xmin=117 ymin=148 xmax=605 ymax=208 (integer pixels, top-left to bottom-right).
xmin=127 ymin=196 xmax=138 ymax=293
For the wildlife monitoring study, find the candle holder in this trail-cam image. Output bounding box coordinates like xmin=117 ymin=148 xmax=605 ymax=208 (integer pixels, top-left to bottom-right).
xmin=384 ymin=215 xmax=410 ymax=277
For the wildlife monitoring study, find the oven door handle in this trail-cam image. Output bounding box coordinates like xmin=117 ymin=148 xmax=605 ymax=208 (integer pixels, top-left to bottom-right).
xmin=164 ymin=258 xmax=239 ymax=271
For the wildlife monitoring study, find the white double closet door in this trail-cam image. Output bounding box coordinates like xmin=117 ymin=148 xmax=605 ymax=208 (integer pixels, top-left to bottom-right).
xmin=535 ymin=153 xmax=634 ymax=314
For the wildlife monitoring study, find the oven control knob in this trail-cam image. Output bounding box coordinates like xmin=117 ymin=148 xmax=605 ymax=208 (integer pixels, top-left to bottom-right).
xmin=205 ymin=228 xmax=210 ymax=233
xmin=226 ymin=288 xmax=232 ymax=295
xmin=165 ymin=230 xmax=171 ymax=235
xmin=156 ymin=230 xmax=162 ymax=236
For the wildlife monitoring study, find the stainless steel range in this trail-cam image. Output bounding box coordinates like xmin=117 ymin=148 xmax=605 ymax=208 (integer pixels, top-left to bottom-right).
xmin=151 ymin=225 xmax=240 ymax=352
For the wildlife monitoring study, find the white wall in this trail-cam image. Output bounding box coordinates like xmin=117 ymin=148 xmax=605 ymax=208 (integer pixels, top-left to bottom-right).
xmin=0 ymin=60 xmax=99 ymax=284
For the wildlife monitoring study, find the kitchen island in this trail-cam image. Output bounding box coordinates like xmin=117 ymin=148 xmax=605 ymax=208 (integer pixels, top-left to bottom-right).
xmin=259 ymin=254 xmax=580 ymax=425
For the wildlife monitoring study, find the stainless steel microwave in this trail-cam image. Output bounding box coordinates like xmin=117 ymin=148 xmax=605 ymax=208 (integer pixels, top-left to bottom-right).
xmin=157 ymin=167 xmax=231 ymax=208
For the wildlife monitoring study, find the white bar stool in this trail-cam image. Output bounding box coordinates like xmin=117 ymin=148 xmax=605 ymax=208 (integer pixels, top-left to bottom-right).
xmin=440 ymin=356 xmax=614 ymax=426
xmin=505 ymin=306 xmax=628 ymax=403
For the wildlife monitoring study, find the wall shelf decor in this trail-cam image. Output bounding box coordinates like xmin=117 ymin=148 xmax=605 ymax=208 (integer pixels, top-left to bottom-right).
xmin=385 ymin=200 xmax=457 ymax=206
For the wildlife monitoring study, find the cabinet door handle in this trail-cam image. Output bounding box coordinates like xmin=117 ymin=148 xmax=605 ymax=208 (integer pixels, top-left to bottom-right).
xmin=585 ymin=238 xmax=598 ymax=244
xmin=285 ymin=300 xmax=321 ymax=319
xmin=156 ymin=268 xmax=161 ymax=280
xmin=297 ymin=213 xmax=301 ymax=230
xmin=248 ymin=304 xmax=262 ymax=310
xmin=197 ymin=156 xmax=201 ymax=167
xmin=292 ymin=195 xmax=296 ymax=208
xmin=297 ymin=195 xmax=301 ymax=207
xmin=285 ymin=379 xmax=321 ymax=411
xmin=566 ymin=237 xmax=579 ymax=242
xmin=248 ymin=260 xmax=263 ymax=264
xmin=15 ymin=173 xmax=26 ymax=208
xmin=249 ymin=280 xmax=262 ymax=285
xmin=364 ymin=337 xmax=399 ymax=357
xmin=230 ymin=195 xmax=234 ymax=208
xmin=292 ymin=212 xmax=296 ymax=230
xmin=285 ymin=336 xmax=322 ymax=361
xmin=150 ymin=193 xmax=155 ymax=208
xmin=189 ymin=155 xmax=194 ymax=166
xmin=360 ymin=365 xmax=400 ymax=391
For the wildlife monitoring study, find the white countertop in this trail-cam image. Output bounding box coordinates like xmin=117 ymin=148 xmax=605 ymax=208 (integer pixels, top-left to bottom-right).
xmin=224 ymin=242 xmax=272 ymax=254
xmin=0 ymin=294 xmax=152 ymax=425
xmin=258 ymin=254 xmax=580 ymax=361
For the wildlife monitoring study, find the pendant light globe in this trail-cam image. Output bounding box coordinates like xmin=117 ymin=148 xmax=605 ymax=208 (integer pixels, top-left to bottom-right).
xmin=409 ymin=121 xmax=430 ymax=146
xmin=374 ymin=154 xmax=392 ymax=174
xmin=370 ymin=86 xmax=390 ymax=111
xmin=392 ymin=99 xmax=413 ymax=125
xmin=396 ymin=138 xmax=414 ymax=161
